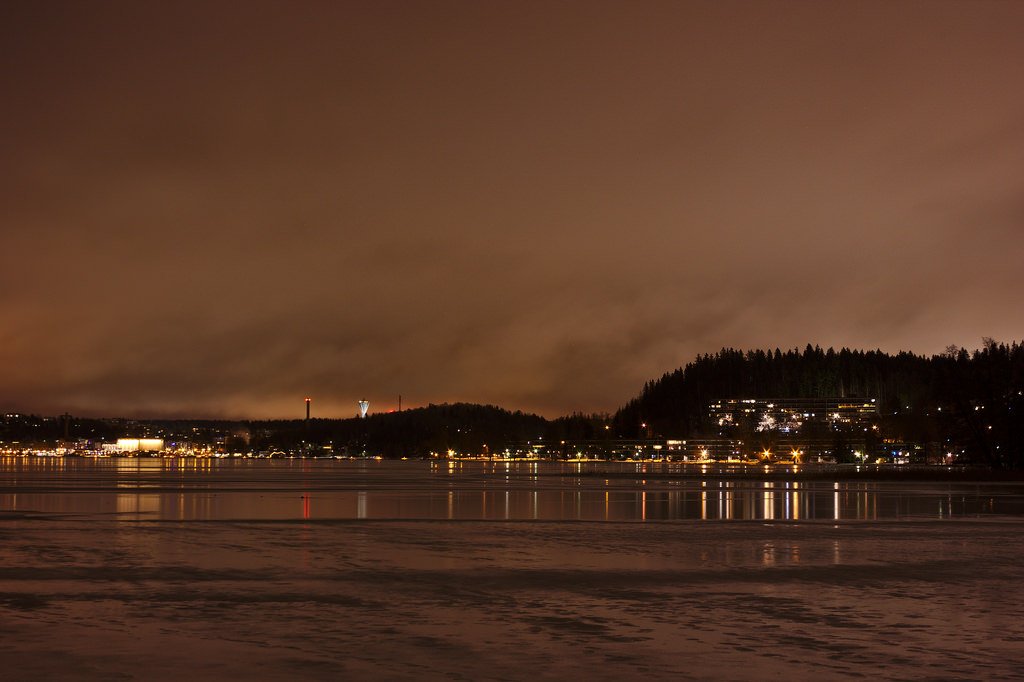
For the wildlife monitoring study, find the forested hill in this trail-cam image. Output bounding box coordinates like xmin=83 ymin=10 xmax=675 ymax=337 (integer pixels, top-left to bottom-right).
xmin=7 ymin=342 xmax=1022 ymax=467
xmin=251 ymin=402 xmax=549 ymax=458
xmin=614 ymin=341 xmax=1024 ymax=467
xmin=616 ymin=346 xmax=932 ymax=435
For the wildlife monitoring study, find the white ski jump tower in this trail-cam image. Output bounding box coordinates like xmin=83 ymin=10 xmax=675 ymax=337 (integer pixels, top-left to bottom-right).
xmin=358 ymin=400 xmax=369 ymax=419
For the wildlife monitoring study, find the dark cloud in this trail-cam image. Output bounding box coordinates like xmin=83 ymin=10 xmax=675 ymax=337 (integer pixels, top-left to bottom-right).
xmin=2 ymin=1 xmax=1023 ymax=418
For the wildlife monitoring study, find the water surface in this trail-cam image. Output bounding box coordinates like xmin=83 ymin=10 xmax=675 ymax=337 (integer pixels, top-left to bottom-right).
xmin=2 ymin=457 xmax=1023 ymax=680
xmin=2 ymin=457 xmax=1021 ymax=521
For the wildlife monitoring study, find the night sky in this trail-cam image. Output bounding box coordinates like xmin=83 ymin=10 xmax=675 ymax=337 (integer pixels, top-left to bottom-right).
xmin=2 ymin=1 xmax=1023 ymax=419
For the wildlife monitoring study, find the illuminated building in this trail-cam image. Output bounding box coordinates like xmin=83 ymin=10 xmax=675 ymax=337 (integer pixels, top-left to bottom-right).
xmin=708 ymin=398 xmax=878 ymax=434
xmin=104 ymin=438 xmax=165 ymax=453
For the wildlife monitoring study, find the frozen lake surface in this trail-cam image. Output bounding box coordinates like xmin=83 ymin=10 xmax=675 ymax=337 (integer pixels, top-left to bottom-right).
xmin=2 ymin=458 xmax=1024 ymax=679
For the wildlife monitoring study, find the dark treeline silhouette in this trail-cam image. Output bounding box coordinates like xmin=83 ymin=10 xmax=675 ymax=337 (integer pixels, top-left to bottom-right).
xmin=0 ymin=414 xmax=125 ymax=444
xmin=4 ymin=340 xmax=1022 ymax=467
xmin=931 ymin=340 xmax=1024 ymax=469
xmin=615 ymin=340 xmax=1024 ymax=468
xmin=250 ymin=403 xmax=613 ymax=458
xmin=1 ymin=404 xmax=610 ymax=458
xmin=252 ymin=403 xmax=547 ymax=457
xmin=616 ymin=345 xmax=932 ymax=436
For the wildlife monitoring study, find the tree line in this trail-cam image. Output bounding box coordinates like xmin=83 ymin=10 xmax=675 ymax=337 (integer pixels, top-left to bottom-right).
xmin=615 ymin=340 xmax=1024 ymax=468
xmin=5 ymin=340 xmax=1022 ymax=467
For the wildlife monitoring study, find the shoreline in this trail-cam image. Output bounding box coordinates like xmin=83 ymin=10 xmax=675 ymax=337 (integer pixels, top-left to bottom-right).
xmin=3 ymin=452 xmax=1023 ymax=481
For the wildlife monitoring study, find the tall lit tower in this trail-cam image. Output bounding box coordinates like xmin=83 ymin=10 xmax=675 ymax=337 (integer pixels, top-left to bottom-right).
xmin=358 ymin=400 xmax=369 ymax=419
xmin=303 ymin=397 xmax=312 ymax=453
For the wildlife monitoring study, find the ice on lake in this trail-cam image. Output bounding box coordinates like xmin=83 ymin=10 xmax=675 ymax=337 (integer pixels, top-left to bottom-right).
xmin=2 ymin=458 xmax=1023 ymax=679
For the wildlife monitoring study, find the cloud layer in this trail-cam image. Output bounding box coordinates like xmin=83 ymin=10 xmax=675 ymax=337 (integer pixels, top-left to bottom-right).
xmin=2 ymin=1 xmax=1023 ymax=418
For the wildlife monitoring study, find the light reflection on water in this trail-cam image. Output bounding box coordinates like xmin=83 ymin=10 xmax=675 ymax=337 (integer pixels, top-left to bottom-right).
xmin=0 ymin=456 xmax=1021 ymax=521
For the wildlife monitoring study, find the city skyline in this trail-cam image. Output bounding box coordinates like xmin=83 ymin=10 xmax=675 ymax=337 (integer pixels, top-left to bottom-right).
xmin=3 ymin=1 xmax=1023 ymax=419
